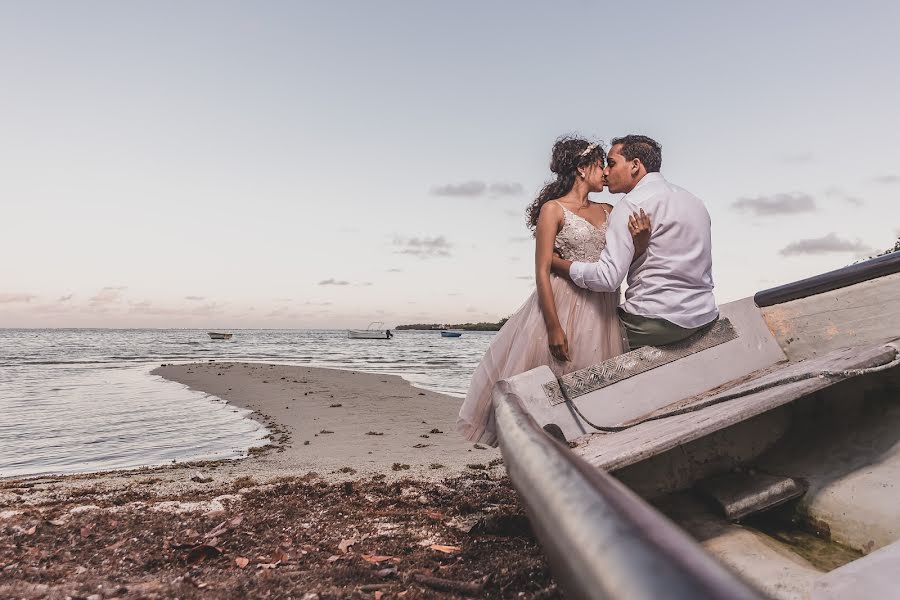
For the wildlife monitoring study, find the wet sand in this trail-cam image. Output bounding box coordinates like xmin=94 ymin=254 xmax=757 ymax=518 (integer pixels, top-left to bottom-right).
xmin=0 ymin=363 xmax=561 ymax=599
xmin=1 ymin=361 xmax=501 ymax=501
xmin=153 ymin=361 xmax=500 ymax=479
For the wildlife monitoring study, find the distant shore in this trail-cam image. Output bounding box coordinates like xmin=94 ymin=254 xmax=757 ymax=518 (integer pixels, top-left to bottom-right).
xmin=395 ymin=318 xmax=509 ymax=331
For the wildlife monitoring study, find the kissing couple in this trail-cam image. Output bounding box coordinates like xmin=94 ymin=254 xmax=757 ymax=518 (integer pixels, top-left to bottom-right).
xmin=458 ymin=135 xmax=718 ymax=446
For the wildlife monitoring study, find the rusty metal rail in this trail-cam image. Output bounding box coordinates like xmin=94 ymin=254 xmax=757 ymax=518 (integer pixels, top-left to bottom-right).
xmin=493 ymin=390 xmax=766 ymax=600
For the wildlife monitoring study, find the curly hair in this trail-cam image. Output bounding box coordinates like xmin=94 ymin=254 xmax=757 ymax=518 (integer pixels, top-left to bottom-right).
xmin=526 ymin=137 xmax=606 ymax=231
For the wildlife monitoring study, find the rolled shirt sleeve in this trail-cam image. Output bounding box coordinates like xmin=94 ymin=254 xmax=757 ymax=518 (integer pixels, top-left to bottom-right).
xmin=568 ymin=202 xmax=635 ymax=292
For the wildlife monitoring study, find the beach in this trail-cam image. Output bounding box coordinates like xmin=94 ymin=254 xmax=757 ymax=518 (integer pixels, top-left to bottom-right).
xmin=153 ymin=361 xmax=501 ymax=479
xmin=0 ymin=361 xmax=561 ymax=599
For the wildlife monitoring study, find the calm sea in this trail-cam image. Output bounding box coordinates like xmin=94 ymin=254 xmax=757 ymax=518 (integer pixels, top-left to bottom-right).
xmin=0 ymin=328 xmax=494 ymax=479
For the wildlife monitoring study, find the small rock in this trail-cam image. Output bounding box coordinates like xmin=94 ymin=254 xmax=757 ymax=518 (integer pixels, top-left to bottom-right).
xmin=190 ymin=472 xmax=213 ymax=483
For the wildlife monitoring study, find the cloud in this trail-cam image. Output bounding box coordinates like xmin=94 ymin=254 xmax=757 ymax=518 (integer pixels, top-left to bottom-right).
xmin=509 ymin=236 xmax=532 ymax=243
xmin=779 ymin=233 xmax=872 ymax=256
xmin=356 ymin=282 xmax=374 ymax=286
xmin=184 ymin=295 xmax=206 ymax=301
xmin=872 ymin=175 xmax=900 ymax=184
xmin=57 ymin=294 xmax=74 ymax=302
xmin=89 ymin=286 xmax=126 ymax=306
xmin=318 ymin=278 xmax=350 ymax=286
xmin=128 ymin=300 xmax=224 ymax=317
xmin=386 ymin=268 xmax=404 ymax=273
xmin=431 ymin=181 xmax=525 ymax=197
xmin=266 ymin=307 xmax=305 ymax=319
xmin=129 ymin=300 xmax=152 ymax=311
xmin=515 ymin=275 xmax=533 ymax=280
xmin=303 ymin=301 xmax=333 ymax=306
xmin=0 ymin=293 xmax=36 ymax=304
xmin=825 ymin=187 xmax=865 ymax=206
xmin=489 ymin=182 xmax=525 ymax=196
xmin=431 ymin=181 xmax=486 ymax=197
xmin=732 ymin=193 xmax=817 ymax=216
xmin=393 ymin=235 xmax=452 ymax=259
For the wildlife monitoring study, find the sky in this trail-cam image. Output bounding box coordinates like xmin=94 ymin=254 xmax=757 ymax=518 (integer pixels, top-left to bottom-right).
xmin=1 ymin=1 xmax=898 ymax=329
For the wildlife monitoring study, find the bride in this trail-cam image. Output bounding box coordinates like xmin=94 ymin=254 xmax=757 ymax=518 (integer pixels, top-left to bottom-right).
xmin=457 ymin=137 xmax=650 ymax=446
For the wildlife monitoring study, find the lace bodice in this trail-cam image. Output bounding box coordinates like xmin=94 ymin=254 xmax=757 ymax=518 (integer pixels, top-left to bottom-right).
xmin=554 ymin=203 xmax=609 ymax=262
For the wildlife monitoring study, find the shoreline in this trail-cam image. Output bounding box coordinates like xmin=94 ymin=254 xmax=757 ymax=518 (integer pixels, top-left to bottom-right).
xmin=153 ymin=361 xmax=500 ymax=479
xmin=2 ymin=360 xmax=501 ymax=493
xmin=0 ymin=362 xmax=559 ymax=599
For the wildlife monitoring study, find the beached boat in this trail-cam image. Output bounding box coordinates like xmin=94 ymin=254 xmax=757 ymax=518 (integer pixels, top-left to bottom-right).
xmin=440 ymin=331 xmax=462 ymax=338
xmin=347 ymin=322 xmax=393 ymax=339
xmin=492 ymin=252 xmax=900 ymax=599
xmin=207 ymin=332 xmax=233 ymax=340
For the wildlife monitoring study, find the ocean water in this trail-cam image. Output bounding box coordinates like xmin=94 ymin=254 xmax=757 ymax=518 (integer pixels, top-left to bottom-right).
xmin=0 ymin=328 xmax=494 ymax=478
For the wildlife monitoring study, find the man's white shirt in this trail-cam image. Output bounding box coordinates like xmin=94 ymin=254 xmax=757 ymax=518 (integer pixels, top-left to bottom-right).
xmin=568 ymin=172 xmax=718 ymax=329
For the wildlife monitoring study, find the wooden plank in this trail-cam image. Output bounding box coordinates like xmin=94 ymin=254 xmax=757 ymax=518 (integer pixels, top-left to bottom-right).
xmin=574 ymin=343 xmax=898 ymax=472
xmin=499 ymin=297 xmax=786 ymax=443
xmin=761 ymin=272 xmax=900 ymax=361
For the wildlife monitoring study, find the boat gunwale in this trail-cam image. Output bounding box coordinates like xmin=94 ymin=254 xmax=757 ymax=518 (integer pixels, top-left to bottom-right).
xmin=493 ymin=388 xmax=765 ymax=600
xmin=754 ymin=252 xmax=900 ymax=307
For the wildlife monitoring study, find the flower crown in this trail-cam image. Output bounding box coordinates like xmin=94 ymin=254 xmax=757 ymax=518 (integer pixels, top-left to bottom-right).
xmin=578 ymin=142 xmax=600 ymax=157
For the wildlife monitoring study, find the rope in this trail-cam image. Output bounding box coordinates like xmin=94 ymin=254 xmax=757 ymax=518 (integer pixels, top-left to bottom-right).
xmin=562 ymin=343 xmax=900 ymax=434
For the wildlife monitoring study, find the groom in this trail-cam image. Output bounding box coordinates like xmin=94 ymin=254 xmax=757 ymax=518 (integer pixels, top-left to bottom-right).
xmin=552 ymin=135 xmax=718 ymax=350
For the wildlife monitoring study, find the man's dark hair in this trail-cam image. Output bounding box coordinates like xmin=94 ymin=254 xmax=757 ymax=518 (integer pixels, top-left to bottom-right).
xmin=610 ymin=135 xmax=662 ymax=173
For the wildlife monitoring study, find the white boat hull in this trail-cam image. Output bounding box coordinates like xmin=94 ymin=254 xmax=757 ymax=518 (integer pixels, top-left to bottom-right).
xmin=347 ymin=330 xmax=390 ymax=339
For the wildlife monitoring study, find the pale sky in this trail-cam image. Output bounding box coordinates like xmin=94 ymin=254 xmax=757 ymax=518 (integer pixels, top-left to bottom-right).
xmin=2 ymin=1 xmax=898 ymax=328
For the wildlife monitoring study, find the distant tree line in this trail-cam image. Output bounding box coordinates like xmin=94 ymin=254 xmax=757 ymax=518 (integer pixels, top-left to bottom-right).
xmin=396 ymin=317 xmax=510 ymax=331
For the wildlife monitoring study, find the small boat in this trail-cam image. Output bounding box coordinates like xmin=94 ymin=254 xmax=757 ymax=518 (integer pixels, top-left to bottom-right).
xmin=493 ymin=252 xmax=900 ymax=599
xmin=441 ymin=331 xmax=462 ymax=338
xmin=207 ymin=332 xmax=233 ymax=340
xmin=347 ymin=322 xmax=393 ymax=339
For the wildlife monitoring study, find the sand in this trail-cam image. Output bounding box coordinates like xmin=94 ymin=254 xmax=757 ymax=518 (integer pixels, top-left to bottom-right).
xmin=1 ymin=361 xmax=501 ymax=506
xmin=153 ymin=361 xmax=500 ymax=480
xmin=0 ymin=363 xmax=558 ymax=599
